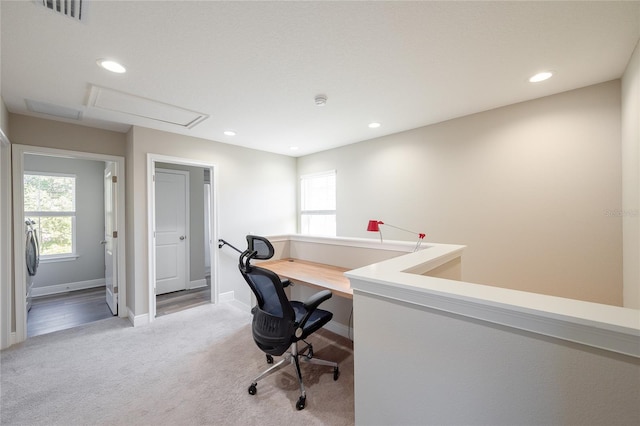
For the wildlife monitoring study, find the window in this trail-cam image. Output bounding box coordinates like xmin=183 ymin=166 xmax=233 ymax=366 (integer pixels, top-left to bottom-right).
xmin=24 ymin=173 xmax=76 ymax=257
xmin=300 ymin=170 xmax=336 ymax=236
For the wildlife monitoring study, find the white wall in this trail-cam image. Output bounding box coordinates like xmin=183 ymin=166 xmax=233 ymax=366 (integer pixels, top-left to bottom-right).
xmin=8 ymin=114 xmax=127 ymax=157
xmin=298 ymin=81 xmax=623 ymax=306
xmin=354 ymin=292 xmax=640 ymax=426
xmin=622 ymin=40 xmax=640 ymax=309
xmin=23 ymin=155 xmax=105 ymax=291
xmin=127 ymin=126 xmax=296 ymax=317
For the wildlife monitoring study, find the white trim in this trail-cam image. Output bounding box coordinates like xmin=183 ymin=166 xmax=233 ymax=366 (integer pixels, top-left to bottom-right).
xmin=147 ymin=153 xmax=219 ymax=324
xmin=324 ymin=320 xmax=352 ymax=340
xmin=0 ymin=129 xmax=12 ymax=349
xmin=347 ymin=246 xmax=640 ymax=358
xmin=39 ymin=254 xmax=80 ymax=263
xmin=128 ymin=311 xmax=150 ymax=327
xmin=267 ymin=233 xmax=425 ymax=253
xmin=218 ymin=290 xmax=235 ymax=303
xmin=300 ymin=169 xmax=337 ymax=180
xmin=31 ymin=279 xmax=105 ymax=297
xmin=226 ymin=297 xmax=251 ymax=314
xmin=11 ymin=144 xmax=127 ymax=345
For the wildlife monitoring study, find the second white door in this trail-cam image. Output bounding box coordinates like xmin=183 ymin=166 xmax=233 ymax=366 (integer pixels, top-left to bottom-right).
xmin=155 ymin=169 xmax=189 ymax=295
xmin=104 ymin=162 xmax=118 ymax=314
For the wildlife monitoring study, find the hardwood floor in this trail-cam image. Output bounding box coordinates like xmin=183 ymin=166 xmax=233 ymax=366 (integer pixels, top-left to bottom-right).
xmin=156 ymin=286 xmax=211 ymax=317
xmin=27 ymin=283 xmax=212 ymax=337
xmin=27 ymin=287 xmax=114 ymax=338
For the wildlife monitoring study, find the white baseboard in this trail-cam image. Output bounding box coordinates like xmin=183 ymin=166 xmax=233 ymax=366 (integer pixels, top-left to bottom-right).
xmin=324 ymin=320 xmax=353 ymax=340
xmin=189 ymin=279 xmax=207 ymax=289
xmin=226 ymin=298 xmax=252 ymax=314
xmin=31 ymin=279 xmax=105 ymax=297
xmin=218 ymin=290 xmax=235 ymax=303
xmin=128 ymin=311 xmax=149 ymax=327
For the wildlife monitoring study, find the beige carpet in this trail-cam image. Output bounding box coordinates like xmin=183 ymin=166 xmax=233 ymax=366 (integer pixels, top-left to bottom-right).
xmin=1 ymin=303 xmax=354 ymax=425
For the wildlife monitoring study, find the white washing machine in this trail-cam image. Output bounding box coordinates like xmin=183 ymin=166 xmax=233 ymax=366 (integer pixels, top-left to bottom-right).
xmin=25 ymin=219 xmax=39 ymax=312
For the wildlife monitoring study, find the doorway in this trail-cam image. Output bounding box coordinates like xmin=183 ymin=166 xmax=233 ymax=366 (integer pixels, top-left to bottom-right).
xmin=147 ymin=154 xmax=217 ymax=321
xmin=11 ymin=145 xmax=126 ymax=343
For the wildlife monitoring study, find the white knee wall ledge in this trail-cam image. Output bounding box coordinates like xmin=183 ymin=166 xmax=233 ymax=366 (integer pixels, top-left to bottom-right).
xmin=346 ymin=246 xmax=640 ymax=358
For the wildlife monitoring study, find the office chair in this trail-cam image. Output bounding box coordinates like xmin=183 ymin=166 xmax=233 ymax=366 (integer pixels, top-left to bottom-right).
xmin=238 ymin=235 xmax=340 ymax=410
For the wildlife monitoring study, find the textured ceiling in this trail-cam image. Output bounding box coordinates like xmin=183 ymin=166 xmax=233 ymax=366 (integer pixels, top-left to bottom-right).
xmin=1 ymin=1 xmax=639 ymax=156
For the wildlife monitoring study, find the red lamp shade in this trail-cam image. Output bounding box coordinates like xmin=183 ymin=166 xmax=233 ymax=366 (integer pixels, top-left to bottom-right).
xmin=367 ymin=220 xmax=383 ymax=232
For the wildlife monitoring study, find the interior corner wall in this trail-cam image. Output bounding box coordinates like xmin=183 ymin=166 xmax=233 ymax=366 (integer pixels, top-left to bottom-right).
xmin=128 ymin=126 xmax=296 ymax=317
xmin=298 ymin=81 xmax=623 ymax=305
xmin=622 ymin=39 xmax=640 ymax=309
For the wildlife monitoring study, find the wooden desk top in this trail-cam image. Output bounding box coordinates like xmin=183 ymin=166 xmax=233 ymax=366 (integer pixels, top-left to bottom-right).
xmin=259 ymin=258 xmax=352 ymax=299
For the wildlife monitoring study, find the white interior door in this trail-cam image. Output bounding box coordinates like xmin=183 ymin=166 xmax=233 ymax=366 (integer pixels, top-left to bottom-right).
xmin=104 ymin=163 xmax=117 ymax=315
xmin=155 ymin=169 xmax=188 ymax=295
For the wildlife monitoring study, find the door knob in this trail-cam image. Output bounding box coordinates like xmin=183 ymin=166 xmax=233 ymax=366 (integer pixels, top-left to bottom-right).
xmin=180 ymin=236 xmax=186 ymax=240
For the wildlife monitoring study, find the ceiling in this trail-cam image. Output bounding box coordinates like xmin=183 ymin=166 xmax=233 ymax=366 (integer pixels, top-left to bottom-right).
xmin=1 ymin=1 xmax=639 ymax=157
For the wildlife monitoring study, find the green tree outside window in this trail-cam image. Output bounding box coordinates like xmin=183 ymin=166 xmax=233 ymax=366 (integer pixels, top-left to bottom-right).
xmin=24 ymin=173 xmax=76 ymax=256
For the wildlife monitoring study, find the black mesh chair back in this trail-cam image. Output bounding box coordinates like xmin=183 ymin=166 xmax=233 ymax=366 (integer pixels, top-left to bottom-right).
xmin=241 ymin=268 xmax=296 ymax=355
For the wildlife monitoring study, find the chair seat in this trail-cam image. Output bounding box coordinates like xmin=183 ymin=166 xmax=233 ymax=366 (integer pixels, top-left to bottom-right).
xmin=291 ymin=301 xmax=333 ymax=339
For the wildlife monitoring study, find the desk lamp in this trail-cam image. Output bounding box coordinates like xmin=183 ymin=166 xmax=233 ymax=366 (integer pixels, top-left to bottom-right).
xmin=367 ymin=220 xmax=426 ymax=251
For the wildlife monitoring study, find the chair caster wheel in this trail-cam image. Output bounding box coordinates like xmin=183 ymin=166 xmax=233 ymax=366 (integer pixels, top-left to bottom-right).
xmin=333 ymin=367 xmax=340 ymax=381
xmin=296 ymin=396 xmax=306 ymax=410
xmin=248 ymin=384 xmax=257 ymax=395
xmin=306 ymin=346 xmax=314 ymax=359
xmin=266 ymin=355 xmax=273 ymax=364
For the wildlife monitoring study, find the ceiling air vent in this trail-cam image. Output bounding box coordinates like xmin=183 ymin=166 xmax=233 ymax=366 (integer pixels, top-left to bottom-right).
xmin=38 ymin=0 xmax=84 ymax=22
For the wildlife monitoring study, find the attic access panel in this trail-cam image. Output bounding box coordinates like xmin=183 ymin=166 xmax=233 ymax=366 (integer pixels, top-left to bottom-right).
xmin=87 ymin=85 xmax=209 ymax=129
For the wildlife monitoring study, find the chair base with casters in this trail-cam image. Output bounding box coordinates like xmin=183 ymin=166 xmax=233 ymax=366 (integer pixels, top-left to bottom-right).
xmin=248 ymin=338 xmax=340 ymax=410
xmin=238 ymin=234 xmax=340 ymax=410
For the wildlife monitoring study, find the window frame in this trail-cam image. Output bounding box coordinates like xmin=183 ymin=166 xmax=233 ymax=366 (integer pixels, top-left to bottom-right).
xmin=23 ymin=171 xmax=78 ymax=261
xmin=299 ymin=170 xmax=337 ymax=236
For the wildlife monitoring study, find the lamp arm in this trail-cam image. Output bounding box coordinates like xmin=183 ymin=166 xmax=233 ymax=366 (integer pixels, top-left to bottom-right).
xmin=382 ymin=223 xmax=425 ymax=239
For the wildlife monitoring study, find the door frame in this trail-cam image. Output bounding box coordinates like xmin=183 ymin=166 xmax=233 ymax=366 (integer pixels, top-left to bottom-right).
xmin=154 ymin=168 xmax=190 ymax=295
xmin=11 ymin=144 xmax=127 ymax=344
xmin=0 ymin=129 xmax=12 ymax=349
xmin=146 ymin=153 xmax=218 ymax=321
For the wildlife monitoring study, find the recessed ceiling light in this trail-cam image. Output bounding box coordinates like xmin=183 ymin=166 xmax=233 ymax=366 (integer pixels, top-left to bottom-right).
xmin=529 ymin=71 xmax=553 ymax=83
xmin=368 ymin=122 xmax=381 ymax=128
xmin=289 ymin=146 xmax=299 ymax=151
xmin=97 ymin=59 xmax=126 ymax=74
xmin=223 ymin=130 xmax=236 ymax=136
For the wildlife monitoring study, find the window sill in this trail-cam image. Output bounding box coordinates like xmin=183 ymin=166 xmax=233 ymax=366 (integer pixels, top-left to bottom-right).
xmin=40 ymin=254 xmax=80 ymax=264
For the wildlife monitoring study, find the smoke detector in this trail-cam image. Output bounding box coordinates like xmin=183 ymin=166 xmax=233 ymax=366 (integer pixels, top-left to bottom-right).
xmin=314 ymin=95 xmax=327 ymax=106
